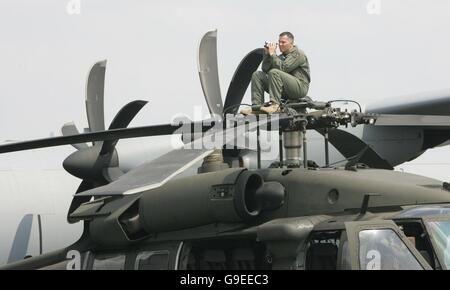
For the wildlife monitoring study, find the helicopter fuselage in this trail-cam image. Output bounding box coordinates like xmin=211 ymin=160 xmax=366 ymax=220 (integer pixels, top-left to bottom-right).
xmin=4 ymin=166 xmax=450 ymax=270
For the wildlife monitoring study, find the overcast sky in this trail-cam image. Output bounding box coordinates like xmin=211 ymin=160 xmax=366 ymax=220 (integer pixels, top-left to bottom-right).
xmin=1 ymin=0 xmax=450 ymax=180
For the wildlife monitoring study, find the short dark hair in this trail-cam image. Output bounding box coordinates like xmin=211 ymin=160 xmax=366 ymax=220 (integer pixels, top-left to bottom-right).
xmin=279 ymin=32 xmax=294 ymax=42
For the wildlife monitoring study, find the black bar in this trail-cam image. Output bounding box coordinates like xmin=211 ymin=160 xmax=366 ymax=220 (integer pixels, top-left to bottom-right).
xmin=257 ymin=115 xmax=261 ymax=169
xmin=279 ymin=127 xmax=283 ymax=168
xmin=303 ymin=132 xmax=307 ymax=168
xmin=360 ymin=195 xmax=370 ymax=215
xmin=37 ymin=214 xmax=43 ymax=255
xmin=302 ymin=124 xmax=307 ymax=168
xmin=324 ymin=128 xmax=329 ymax=167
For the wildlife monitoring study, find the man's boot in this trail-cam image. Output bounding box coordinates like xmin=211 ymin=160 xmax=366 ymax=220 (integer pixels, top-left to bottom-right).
xmin=260 ymin=103 xmax=280 ymax=114
xmin=240 ymin=107 xmax=253 ymax=115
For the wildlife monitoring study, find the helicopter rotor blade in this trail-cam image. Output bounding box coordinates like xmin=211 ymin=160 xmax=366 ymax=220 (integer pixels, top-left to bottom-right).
xmin=317 ymin=128 xmax=393 ymax=170
xmin=77 ymin=148 xmax=214 ymax=197
xmin=223 ymin=48 xmax=265 ymax=115
xmin=198 ymin=30 xmax=223 ymax=116
xmin=61 ymin=100 xmax=149 ymax=184
xmin=0 ymin=121 xmax=215 ymax=154
xmin=85 ymin=60 xmax=107 ymax=139
xmin=370 ymin=114 xmax=450 ymax=127
xmin=76 ymin=115 xmax=290 ymax=197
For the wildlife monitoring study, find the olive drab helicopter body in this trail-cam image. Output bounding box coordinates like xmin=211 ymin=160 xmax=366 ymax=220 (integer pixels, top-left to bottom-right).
xmin=2 ymin=31 xmax=450 ymax=270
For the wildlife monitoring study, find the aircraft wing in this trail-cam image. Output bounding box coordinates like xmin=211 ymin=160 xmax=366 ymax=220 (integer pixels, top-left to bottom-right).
xmin=366 ymin=89 xmax=450 ymax=148
xmin=366 ymin=88 xmax=450 ymax=115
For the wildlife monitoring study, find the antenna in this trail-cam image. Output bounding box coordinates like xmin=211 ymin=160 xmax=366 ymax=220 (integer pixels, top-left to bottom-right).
xmin=360 ymin=193 xmax=381 ymax=215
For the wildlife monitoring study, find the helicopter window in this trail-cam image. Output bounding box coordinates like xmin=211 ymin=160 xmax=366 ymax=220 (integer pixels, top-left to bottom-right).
xmin=395 ymin=220 xmax=437 ymax=269
xmin=184 ymin=239 xmax=270 ymax=270
xmin=396 ymin=205 xmax=450 ymax=218
xmin=178 ymin=248 xmax=227 ymax=270
xmin=424 ymin=220 xmax=450 ymax=270
xmin=358 ymin=229 xmax=423 ymax=270
xmin=339 ymin=240 xmax=352 ymax=270
xmin=185 ymin=247 xmax=227 ymax=270
xmin=134 ymin=251 xmax=169 ymax=270
xmin=305 ymin=231 xmax=340 ymax=270
xmin=92 ymin=254 xmax=126 ymax=270
xmin=230 ymin=248 xmax=256 ymax=270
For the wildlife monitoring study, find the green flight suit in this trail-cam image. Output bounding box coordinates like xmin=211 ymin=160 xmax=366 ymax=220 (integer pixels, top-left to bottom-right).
xmin=251 ymin=45 xmax=310 ymax=105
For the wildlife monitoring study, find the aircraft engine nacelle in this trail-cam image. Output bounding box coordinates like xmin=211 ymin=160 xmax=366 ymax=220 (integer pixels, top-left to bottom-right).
xmin=137 ymin=168 xmax=285 ymax=233
xmin=136 ymin=168 xmax=284 ymax=235
xmin=87 ymin=168 xmax=285 ymax=246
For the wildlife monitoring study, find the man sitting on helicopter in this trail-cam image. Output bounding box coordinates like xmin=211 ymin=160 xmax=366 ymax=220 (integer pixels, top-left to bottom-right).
xmin=241 ymin=31 xmax=311 ymax=115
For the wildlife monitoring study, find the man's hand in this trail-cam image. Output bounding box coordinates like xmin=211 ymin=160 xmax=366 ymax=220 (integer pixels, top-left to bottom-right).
xmin=268 ymin=42 xmax=277 ymax=56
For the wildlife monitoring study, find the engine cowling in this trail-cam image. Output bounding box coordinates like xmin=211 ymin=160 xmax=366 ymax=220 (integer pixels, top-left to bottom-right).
xmin=88 ymin=168 xmax=285 ymax=246
xmin=138 ymin=168 xmax=284 ymax=233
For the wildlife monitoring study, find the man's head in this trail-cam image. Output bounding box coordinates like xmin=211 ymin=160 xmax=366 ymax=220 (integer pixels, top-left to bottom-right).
xmin=278 ymin=32 xmax=294 ymax=54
